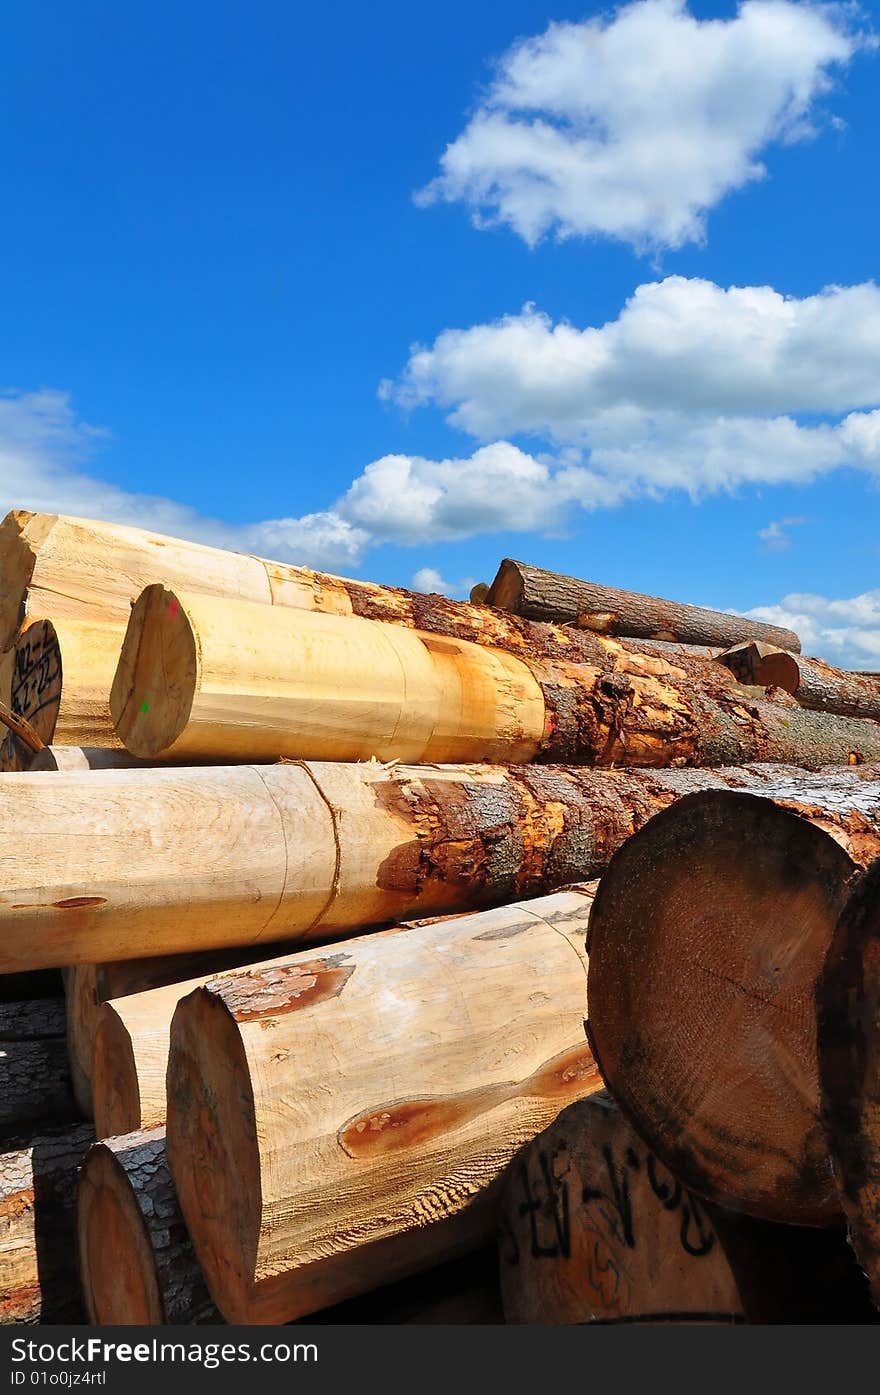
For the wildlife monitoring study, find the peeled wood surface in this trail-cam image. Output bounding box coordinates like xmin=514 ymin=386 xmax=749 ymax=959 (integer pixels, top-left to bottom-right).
xmin=486 ymin=558 xmax=801 ymax=652
xmin=499 ymin=1092 xmax=746 ymax=1325
xmin=108 ymin=585 xmax=880 ymax=771
xmin=587 ymin=771 xmax=880 ymax=1225
xmin=166 ymin=889 xmax=601 ymax=1323
xmin=5 ymin=758 xmax=875 ymax=973
xmin=77 ymin=1128 xmax=217 ymax=1324
xmin=112 ymin=586 xmax=544 ymax=765
xmin=66 ymin=943 xmax=291 ymax=1119
xmin=0 ymin=999 xmax=77 ymax=1136
xmin=0 ymin=1123 xmax=94 ymax=1323
xmin=0 ymin=616 xmax=125 ymax=774
xmin=718 ymin=642 xmax=880 ymax=722
xmin=818 ymin=859 xmax=880 ymax=1305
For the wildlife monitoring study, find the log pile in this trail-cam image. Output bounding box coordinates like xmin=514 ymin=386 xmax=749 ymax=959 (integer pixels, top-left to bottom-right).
xmin=3 ymin=513 xmax=880 ymax=1327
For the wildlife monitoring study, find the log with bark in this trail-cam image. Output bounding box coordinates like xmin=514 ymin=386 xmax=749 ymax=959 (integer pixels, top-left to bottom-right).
xmin=499 ymin=1091 xmax=746 ymax=1325
xmin=586 ymin=768 xmax=880 ymax=1225
xmin=113 ymin=584 xmax=880 ymax=769
xmin=717 ymin=641 xmax=880 ymax=723
xmin=0 ymin=999 xmax=78 ymax=1136
xmin=485 ymin=558 xmax=801 ymax=651
xmin=0 ymin=616 xmax=125 ymax=772
xmin=77 ymin=1127 xmax=218 ymax=1324
xmin=165 ymin=889 xmax=602 ymax=1323
xmin=817 ymin=858 xmax=880 ymax=1305
xmin=0 ymin=1123 xmax=94 ymax=1323
xmin=4 ymin=759 xmax=875 ymax=973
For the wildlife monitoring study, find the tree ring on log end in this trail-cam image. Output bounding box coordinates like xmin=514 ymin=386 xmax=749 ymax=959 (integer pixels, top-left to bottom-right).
xmin=78 ymin=1144 xmax=165 ymax=1324
xmin=586 ymin=791 xmax=857 ymax=1224
xmin=111 ymin=585 xmax=198 ymax=758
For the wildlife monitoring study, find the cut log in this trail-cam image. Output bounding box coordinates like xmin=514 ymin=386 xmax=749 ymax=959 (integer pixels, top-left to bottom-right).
xmin=77 ymin=1127 xmax=217 ymax=1324
xmin=0 ymin=1123 xmax=94 ymax=1323
xmin=0 ymin=616 xmax=125 ymax=773
xmin=486 ymin=558 xmax=801 ymax=651
xmin=498 ymin=1090 xmax=876 ymax=1325
xmin=92 ymin=886 xmax=594 ymax=1138
xmin=0 ymin=999 xmax=77 ymax=1136
xmin=111 ymin=586 xmax=545 ymax=765
xmin=4 ymin=759 xmax=875 ymax=973
xmin=113 ymin=584 xmax=880 ymax=769
xmin=817 ymin=858 xmax=880 ymax=1305
xmin=718 ymin=642 xmax=880 ymax=723
xmin=499 ymin=1092 xmax=746 ymax=1325
xmin=66 ymin=944 xmax=291 ymax=1118
xmin=586 ymin=770 xmax=880 ymax=1225
xmin=166 ymin=889 xmax=602 ymax=1323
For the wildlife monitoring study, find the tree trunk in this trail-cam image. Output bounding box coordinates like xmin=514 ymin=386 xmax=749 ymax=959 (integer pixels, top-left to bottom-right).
xmin=0 ymin=999 xmax=78 ymax=1136
xmin=718 ymin=641 xmax=880 ymax=723
xmin=77 ymin=1127 xmax=218 ymax=1324
xmin=0 ymin=1123 xmax=94 ymax=1323
xmin=165 ymin=889 xmax=601 ymax=1323
xmin=586 ymin=769 xmax=880 ymax=1226
xmin=498 ymin=1090 xmax=876 ymax=1324
xmin=486 ymin=558 xmax=801 ymax=651
xmin=499 ymin=1091 xmax=746 ymax=1325
xmin=66 ymin=944 xmax=291 ymax=1118
xmin=0 ymin=616 xmax=126 ymax=774
xmin=91 ymin=886 xmax=595 ymax=1139
xmin=4 ymin=758 xmax=872 ymax=974
xmin=113 ymin=584 xmax=880 ymax=769
xmin=817 ymin=858 xmax=880 ymax=1305
xmin=111 ymin=585 xmax=545 ymax=765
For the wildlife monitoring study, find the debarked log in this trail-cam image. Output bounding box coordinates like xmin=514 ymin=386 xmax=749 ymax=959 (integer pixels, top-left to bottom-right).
xmin=165 ymin=889 xmax=601 ymax=1323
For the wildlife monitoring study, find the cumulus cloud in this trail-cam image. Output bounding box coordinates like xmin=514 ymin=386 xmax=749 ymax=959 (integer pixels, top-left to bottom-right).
xmin=746 ymin=591 xmax=880 ymax=667
xmin=384 ymin=276 xmax=880 ymax=503
xmin=416 ymin=0 xmax=865 ymax=250
xmin=412 ymin=567 xmax=454 ymax=595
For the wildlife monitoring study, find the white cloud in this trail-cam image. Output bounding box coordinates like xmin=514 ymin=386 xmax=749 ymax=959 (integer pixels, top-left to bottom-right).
xmin=384 ymin=276 xmax=880 ymax=504
xmin=746 ymin=592 xmax=880 ymax=667
xmin=757 ymin=515 xmax=806 ymax=549
xmin=412 ymin=567 xmax=454 ymax=595
xmin=416 ymin=0 xmax=865 ymax=250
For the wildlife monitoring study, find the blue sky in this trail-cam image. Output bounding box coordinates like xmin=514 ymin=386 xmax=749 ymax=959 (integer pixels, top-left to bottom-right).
xmin=3 ymin=0 xmax=880 ymax=661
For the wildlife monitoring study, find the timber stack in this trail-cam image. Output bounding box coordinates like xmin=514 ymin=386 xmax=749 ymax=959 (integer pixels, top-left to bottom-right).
xmin=1 ymin=519 xmax=880 ymax=1326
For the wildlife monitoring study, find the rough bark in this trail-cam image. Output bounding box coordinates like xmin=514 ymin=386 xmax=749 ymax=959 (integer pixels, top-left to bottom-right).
xmin=5 ymin=758 xmax=876 ymax=973
xmin=77 ymin=1127 xmax=218 ymax=1324
xmin=0 ymin=1123 xmax=94 ymax=1323
xmin=165 ymin=889 xmax=602 ymax=1323
xmin=718 ymin=642 xmax=880 ymax=722
xmin=485 ymin=558 xmax=801 ymax=651
xmin=113 ymin=584 xmax=880 ymax=769
xmin=817 ymin=859 xmax=880 ymax=1305
xmin=587 ymin=769 xmax=880 ymax=1226
xmin=0 ymin=999 xmax=78 ymax=1136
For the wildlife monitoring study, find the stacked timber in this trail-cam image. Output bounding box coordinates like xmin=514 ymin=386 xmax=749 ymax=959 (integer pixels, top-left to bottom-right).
xmin=4 ymin=516 xmax=880 ymax=1327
